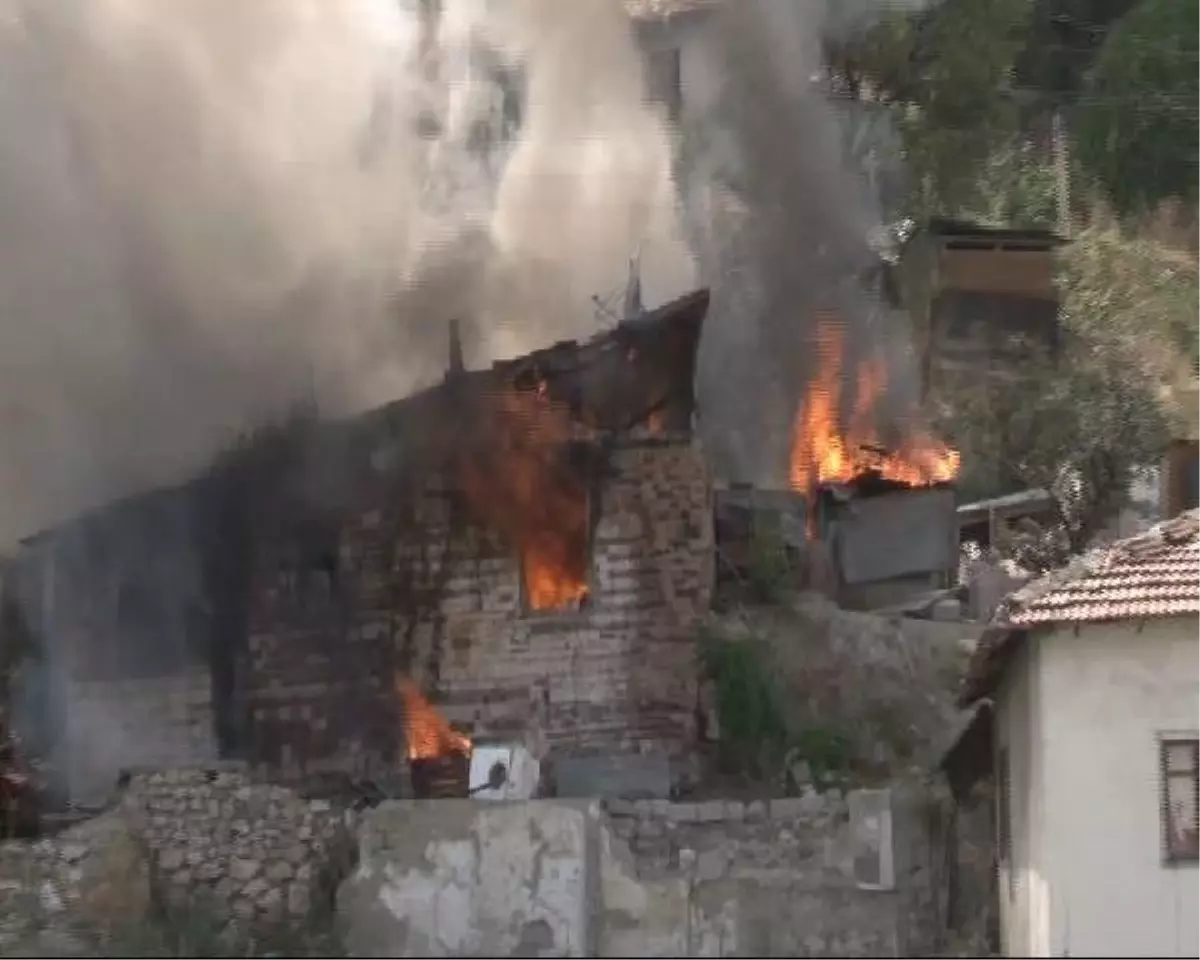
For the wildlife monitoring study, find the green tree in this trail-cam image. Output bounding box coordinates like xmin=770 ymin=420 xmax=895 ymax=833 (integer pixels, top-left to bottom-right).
xmin=939 ymin=216 xmax=1195 ymax=567
xmin=1073 ymin=0 xmax=1199 ymax=214
xmin=825 ymin=0 xmax=1036 ymax=219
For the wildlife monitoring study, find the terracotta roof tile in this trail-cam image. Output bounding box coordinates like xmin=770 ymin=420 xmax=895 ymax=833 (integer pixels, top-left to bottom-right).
xmin=960 ymin=510 xmax=1200 ymax=705
xmin=1007 ymin=510 xmax=1199 ymax=625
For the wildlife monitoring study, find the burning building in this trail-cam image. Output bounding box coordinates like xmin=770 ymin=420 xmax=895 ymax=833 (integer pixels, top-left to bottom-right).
xmin=10 ymin=289 xmax=713 ymax=804
xmin=780 ymin=313 xmax=962 ymax=610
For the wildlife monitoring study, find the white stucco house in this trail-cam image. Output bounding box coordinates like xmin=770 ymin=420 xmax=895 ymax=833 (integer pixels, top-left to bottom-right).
xmin=956 ymin=509 xmax=1199 ymax=958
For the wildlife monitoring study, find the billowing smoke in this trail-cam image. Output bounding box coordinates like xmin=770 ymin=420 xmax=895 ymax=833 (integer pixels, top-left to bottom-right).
xmin=2 ymin=0 xmax=941 ymax=800
xmin=683 ymin=0 xmax=927 ymax=485
xmin=0 ymin=0 xmax=693 ymax=546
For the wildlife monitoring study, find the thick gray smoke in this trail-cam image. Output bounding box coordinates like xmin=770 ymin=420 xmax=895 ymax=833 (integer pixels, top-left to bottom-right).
xmin=0 ymin=0 xmax=693 ymax=546
xmin=683 ymin=0 xmax=928 ymax=485
xmin=3 ymin=0 xmax=940 ymax=800
xmin=0 ymin=0 xmax=933 ymax=545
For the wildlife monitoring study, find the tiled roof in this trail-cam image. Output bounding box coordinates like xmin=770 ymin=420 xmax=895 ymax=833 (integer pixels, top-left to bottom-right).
xmin=1006 ymin=509 xmax=1199 ymax=625
xmin=961 ymin=510 xmax=1200 ymax=705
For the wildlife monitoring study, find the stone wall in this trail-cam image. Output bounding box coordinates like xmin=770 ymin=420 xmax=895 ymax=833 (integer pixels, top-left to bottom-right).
xmin=124 ymin=767 xmax=354 ymax=932
xmin=0 ymin=766 xmax=354 ymax=954
xmin=0 ymin=771 xmax=993 ymax=957
xmin=600 ymin=788 xmax=948 ymax=958
xmin=244 ymin=438 xmax=714 ymax=783
xmin=0 ymin=810 xmax=151 ymax=956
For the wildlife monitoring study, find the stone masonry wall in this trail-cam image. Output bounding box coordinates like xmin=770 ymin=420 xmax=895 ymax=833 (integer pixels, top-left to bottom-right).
xmin=0 ymin=766 xmax=355 ymax=954
xmin=245 ymin=438 xmax=714 ymax=783
xmin=600 ymin=788 xmax=942 ymax=957
xmin=124 ymin=767 xmax=354 ymax=932
xmin=0 ymin=773 xmax=990 ymax=957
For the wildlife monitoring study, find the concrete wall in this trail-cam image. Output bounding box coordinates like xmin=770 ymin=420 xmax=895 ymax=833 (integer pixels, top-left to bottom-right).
xmin=992 ymin=639 xmax=1049 ymax=957
xmin=1036 ymin=618 xmax=1199 ymax=958
xmin=338 ymin=788 xmax=972 ymax=958
xmin=245 ymin=439 xmax=714 ymax=782
xmin=0 ymin=771 xmax=991 ymax=957
xmin=340 ymin=800 xmax=594 ymax=957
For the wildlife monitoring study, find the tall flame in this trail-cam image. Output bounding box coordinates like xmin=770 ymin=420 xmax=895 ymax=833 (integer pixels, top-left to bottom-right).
xmin=789 ymin=316 xmax=960 ymax=496
xmin=458 ymin=383 xmax=590 ymax=612
xmin=396 ymin=676 xmax=471 ymax=761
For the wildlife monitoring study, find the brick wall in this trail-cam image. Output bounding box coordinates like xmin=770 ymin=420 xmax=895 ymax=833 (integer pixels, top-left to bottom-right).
xmin=243 ymin=437 xmax=714 ymax=783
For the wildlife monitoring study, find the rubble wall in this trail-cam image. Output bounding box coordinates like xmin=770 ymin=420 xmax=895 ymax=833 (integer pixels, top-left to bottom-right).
xmin=0 ymin=766 xmax=354 ymax=954
xmin=600 ymin=791 xmax=941 ymax=958
xmin=124 ymin=767 xmax=355 ymax=931
xmin=0 ymin=772 xmax=994 ymax=958
xmin=245 ymin=439 xmax=714 ymax=782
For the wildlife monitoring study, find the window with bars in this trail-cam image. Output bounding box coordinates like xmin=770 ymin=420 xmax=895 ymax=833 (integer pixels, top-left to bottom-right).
xmin=1160 ymin=737 xmax=1199 ymax=864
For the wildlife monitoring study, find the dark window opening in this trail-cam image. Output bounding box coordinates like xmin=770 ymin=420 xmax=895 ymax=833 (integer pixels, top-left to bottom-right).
xmin=647 ymin=47 xmax=682 ymax=124
xmin=1161 ymin=737 xmax=1199 ymax=863
xmin=288 ymin=521 xmax=342 ymax=604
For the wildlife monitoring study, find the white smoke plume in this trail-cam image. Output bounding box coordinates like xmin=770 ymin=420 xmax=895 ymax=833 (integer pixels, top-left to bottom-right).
xmin=0 ymin=0 xmax=693 ymax=546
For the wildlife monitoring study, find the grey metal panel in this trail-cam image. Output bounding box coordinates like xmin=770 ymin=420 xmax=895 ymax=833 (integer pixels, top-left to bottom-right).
xmin=555 ymin=752 xmax=672 ymax=799
xmin=834 ymin=487 xmax=957 ymax=585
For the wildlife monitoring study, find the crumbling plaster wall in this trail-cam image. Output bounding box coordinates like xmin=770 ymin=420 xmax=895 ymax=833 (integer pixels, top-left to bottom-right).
xmin=339 ymin=788 xmax=975 ymax=958
xmin=245 ymin=438 xmax=714 ymax=783
xmin=339 ymin=800 xmax=593 ymax=958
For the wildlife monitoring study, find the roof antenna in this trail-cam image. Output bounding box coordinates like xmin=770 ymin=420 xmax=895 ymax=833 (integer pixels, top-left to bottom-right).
xmin=445 ymin=318 xmax=464 ymax=380
xmin=621 ymin=244 xmax=644 ymax=324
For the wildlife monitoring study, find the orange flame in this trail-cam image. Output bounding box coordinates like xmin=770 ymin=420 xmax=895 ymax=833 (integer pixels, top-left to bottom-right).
xmin=396 ymin=676 xmax=471 ymax=761
xmin=458 ymin=384 xmax=590 ymax=613
xmin=789 ymin=316 xmax=960 ymax=496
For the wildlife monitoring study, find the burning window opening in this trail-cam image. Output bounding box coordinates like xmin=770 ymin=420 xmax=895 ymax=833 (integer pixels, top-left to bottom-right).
xmin=458 ymin=382 xmax=594 ymax=614
xmin=789 ymin=315 xmax=961 ymax=505
xmin=519 ymin=483 xmax=591 ymax=612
